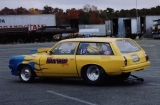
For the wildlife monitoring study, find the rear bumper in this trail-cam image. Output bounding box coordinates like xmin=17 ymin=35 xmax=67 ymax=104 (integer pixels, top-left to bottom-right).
xmin=121 ymin=61 xmax=150 ymax=72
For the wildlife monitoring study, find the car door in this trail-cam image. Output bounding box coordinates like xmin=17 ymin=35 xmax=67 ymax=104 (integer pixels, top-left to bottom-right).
xmin=39 ymin=42 xmax=78 ymax=77
xmin=76 ymin=42 xmax=122 ymax=74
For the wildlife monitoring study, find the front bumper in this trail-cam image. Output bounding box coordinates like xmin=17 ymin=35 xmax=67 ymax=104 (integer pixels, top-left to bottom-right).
xmin=8 ymin=64 xmax=18 ymax=76
xmin=121 ymin=61 xmax=150 ymax=73
xmin=8 ymin=64 xmax=14 ymax=69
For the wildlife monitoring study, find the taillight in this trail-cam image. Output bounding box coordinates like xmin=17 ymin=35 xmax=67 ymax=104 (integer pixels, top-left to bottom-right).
xmin=123 ymin=56 xmax=127 ymax=66
xmin=144 ymin=53 xmax=149 ymax=61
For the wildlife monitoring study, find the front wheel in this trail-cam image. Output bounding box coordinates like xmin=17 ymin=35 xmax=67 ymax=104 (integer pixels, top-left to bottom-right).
xmin=82 ymin=65 xmax=106 ymax=86
xmin=19 ymin=65 xmax=35 ymax=83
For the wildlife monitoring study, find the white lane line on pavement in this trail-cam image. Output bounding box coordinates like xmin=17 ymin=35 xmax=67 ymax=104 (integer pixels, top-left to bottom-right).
xmin=47 ymin=91 xmax=97 ymax=105
xmin=148 ymin=83 xmax=160 ymax=86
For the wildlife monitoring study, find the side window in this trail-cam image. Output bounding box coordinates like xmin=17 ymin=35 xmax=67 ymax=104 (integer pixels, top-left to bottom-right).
xmin=101 ymin=44 xmax=114 ymax=55
xmin=52 ymin=42 xmax=77 ymax=55
xmin=116 ymin=40 xmax=140 ymax=53
xmin=77 ymin=43 xmax=89 ymax=54
xmin=77 ymin=42 xmax=114 ymax=55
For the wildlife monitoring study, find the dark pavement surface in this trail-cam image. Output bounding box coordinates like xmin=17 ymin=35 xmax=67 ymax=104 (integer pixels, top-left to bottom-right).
xmin=0 ymin=40 xmax=160 ymax=105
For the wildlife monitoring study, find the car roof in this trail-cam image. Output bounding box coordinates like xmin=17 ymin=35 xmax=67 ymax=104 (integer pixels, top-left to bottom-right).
xmin=60 ymin=37 xmax=131 ymax=43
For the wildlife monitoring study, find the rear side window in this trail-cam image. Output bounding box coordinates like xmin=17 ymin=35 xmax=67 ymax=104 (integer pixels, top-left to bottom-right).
xmin=77 ymin=42 xmax=114 ymax=55
xmin=116 ymin=39 xmax=140 ymax=53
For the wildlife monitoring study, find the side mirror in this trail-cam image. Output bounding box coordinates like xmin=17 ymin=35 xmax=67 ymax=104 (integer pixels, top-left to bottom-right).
xmin=49 ymin=51 xmax=53 ymax=55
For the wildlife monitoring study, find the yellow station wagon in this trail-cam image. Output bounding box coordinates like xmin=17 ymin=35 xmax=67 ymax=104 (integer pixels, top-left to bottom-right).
xmin=8 ymin=38 xmax=150 ymax=85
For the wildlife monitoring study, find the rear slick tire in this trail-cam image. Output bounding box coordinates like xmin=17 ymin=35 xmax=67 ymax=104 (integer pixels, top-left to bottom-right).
xmin=82 ymin=65 xmax=106 ymax=86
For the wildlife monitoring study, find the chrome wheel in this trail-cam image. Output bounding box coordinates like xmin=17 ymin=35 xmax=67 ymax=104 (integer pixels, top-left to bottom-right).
xmin=21 ymin=69 xmax=31 ymax=81
xmin=19 ymin=66 xmax=35 ymax=82
xmin=87 ymin=65 xmax=100 ymax=81
xmin=82 ymin=65 xmax=106 ymax=86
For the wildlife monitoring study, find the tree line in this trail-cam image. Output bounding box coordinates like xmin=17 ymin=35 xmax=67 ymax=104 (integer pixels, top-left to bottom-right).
xmin=0 ymin=4 xmax=160 ymax=25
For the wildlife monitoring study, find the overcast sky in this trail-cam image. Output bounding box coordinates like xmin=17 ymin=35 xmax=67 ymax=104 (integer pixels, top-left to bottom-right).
xmin=1 ymin=0 xmax=160 ymax=11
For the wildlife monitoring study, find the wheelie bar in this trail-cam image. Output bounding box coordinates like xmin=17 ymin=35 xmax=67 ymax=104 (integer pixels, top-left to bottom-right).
xmin=130 ymin=75 xmax=144 ymax=82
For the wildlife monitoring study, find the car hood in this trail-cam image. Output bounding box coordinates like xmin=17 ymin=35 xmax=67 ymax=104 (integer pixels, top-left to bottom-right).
xmin=31 ymin=48 xmax=51 ymax=54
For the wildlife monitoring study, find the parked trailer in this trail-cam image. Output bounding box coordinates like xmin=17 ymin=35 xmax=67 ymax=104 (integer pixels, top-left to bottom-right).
xmin=0 ymin=27 xmax=28 ymax=43
xmin=105 ymin=16 xmax=160 ymax=39
xmin=105 ymin=20 xmax=113 ymax=36
xmin=0 ymin=14 xmax=79 ymax=44
xmin=105 ymin=17 xmax=141 ymax=38
xmin=78 ymin=24 xmax=106 ymax=37
xmin=31 ymin=25 xmax=78 ymax=42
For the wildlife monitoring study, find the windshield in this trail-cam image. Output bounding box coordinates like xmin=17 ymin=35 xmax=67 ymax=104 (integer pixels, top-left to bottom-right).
xmin=116 ymin=39 xmax=140 ymax=53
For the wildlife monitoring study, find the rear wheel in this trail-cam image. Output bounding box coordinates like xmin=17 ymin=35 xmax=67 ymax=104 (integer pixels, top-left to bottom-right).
xmin=82 ymin=65 xmax=106 ymax=86
xmin=19 ymin=65 xmax=35 ymax=83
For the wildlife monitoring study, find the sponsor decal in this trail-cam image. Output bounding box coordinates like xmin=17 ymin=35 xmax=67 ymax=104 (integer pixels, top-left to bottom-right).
xmin=80 ymin=49 xmax=87 ymax=54
xmin=62 ymin=63 xmax=69 ymax=67
xmin=46 ymin=57 xmax=68 ymax=64
xmin=0 ymin=24 xmax=46 ymax=30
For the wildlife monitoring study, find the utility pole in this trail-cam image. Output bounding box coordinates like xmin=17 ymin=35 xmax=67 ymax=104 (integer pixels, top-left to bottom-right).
xmin=136 ymin=0 xmax=139 ymax=37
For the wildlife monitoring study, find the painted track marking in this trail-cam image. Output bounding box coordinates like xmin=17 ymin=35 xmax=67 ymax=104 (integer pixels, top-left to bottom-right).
xmin=148 ymin=83 xmax=160 ymax=86
xmin=47 ymin=91 xmax=97 ymax=105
